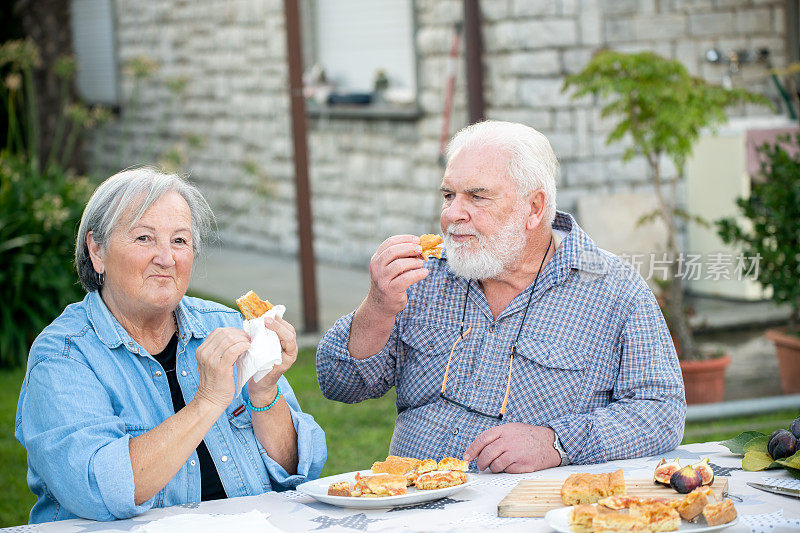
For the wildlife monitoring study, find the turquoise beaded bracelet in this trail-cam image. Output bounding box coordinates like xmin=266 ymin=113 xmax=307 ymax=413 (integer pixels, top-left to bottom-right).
xmin=246 ymin=384 xmax=282 ymax=412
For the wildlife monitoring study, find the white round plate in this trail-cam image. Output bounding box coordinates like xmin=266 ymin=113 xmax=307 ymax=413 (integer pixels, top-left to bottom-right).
xmin=296 ymin=470 xmax=476 ymax=509
xmin=544 ymin=505 xmax=739 ymax=533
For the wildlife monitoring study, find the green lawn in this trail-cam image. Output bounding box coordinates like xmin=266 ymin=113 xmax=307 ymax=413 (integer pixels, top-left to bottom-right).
xmin=1 ymin=350 xmax=797 ymax=527
xmin=0 ymin=367 xmax=35 ymax=527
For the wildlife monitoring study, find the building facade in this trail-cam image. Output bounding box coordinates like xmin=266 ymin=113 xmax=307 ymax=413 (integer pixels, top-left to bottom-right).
xmin=81 ymin=0 xmax=787 ymax=265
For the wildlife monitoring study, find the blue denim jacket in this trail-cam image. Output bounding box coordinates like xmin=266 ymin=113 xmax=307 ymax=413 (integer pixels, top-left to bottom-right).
xmin=15 ymin=291 xmax=326 ymax=523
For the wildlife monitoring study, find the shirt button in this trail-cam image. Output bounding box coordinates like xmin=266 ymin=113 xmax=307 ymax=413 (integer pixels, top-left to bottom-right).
xmin=155 ymin=370 xmax=162 ymax=377
xmin=181 ymin=370 xmax=187 ymax=377
xmin=452 ymin=428 xmax=459 ymax=435
xmin=221 ymin=455 xmax=228 ymax=462
xmin=190 ymin=460 xmax=196 ymax=466
xmin=475 ymin=379 xmax=481 ymax=387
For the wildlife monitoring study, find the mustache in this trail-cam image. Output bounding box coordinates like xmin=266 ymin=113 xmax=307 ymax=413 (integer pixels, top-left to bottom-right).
xmin=445 ymin=224 xmax=480 ymax=237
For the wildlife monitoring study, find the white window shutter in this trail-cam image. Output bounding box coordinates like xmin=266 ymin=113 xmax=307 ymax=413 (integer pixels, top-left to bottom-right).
xmin=314 ymin=0 xmax=416 ymax=94
xmin=69 ymin=0 xmax=119 ymax=105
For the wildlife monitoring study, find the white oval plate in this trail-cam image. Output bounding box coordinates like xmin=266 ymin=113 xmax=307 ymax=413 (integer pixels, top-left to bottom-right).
xmin=544 ymin=505 xmax=739 ymax=533
xmin=296 ymin=470 xmax=476 ymax=509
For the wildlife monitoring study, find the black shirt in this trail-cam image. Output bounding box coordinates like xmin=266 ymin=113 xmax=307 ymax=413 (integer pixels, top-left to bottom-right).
xmin=152 ymin=333 xmax=227 ymax=501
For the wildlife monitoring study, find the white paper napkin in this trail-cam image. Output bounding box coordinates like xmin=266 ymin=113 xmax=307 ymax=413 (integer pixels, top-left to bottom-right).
xmin=236 ymin=305 xmax=286 ymax=395
xmin=132 ymin=510 xmax=283 ymax=533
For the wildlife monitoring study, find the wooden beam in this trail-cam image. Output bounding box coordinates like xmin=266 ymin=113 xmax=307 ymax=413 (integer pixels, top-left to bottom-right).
xmin=283 ymin=0 xmax=319 ymax=333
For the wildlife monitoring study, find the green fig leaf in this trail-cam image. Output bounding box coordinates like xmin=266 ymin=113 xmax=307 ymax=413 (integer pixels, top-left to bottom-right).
xmin=722 ymin=431 xmax=766 ymax=455
xmin=775 ymin=449 xmax=800 ymax=469
xmin=742 ymin=451 xmax=782 ymax=471
xmin=743 ymin=436 xmax=770 ymax=454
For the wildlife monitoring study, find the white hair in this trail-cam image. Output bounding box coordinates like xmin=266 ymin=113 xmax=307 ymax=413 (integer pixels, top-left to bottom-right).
xmin=75 ymin=167 xmax=215 ymax=292
xmin=445 ymin=120 xmax=559 ymax=224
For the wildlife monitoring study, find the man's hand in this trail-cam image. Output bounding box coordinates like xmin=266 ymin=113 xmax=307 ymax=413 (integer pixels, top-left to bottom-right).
xmin=348 ymin=235 xmax=429 ymax=360
xmin=364 ymin=235 xmax=428 ymax=319
xmin=463 ymin=423 xmax=561 ymax=473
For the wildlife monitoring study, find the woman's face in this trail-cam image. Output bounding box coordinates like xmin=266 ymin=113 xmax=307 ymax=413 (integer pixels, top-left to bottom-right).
xmin=89 ymin=191 xmax=194 ymax=320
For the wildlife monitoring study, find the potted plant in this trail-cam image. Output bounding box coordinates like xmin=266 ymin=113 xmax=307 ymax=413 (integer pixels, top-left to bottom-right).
xmin=563 ymin=51 xmax=769 ymax=403
xmin=717 ymin=133 xmax=800 ymax=394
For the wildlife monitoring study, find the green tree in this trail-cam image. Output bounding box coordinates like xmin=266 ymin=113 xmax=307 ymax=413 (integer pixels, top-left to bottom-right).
xmin=563 ymin=51 xmax=770 ymax=359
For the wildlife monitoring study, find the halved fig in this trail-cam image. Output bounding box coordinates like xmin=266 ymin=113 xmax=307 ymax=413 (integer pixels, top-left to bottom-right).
xmin=654 ymin=457 xmax=681 ymax=485
xmin=692 ymin=457 xmax=715 ymax=486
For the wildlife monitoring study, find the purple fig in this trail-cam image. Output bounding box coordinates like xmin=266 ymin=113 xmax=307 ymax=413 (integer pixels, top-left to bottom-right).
xmin=670 ymin=465 xmax=703 ymax=494
xmin=768 ymin=429 xmax=797 ymax=460
xmin=790 ymin=417 xmax=800 ymax=440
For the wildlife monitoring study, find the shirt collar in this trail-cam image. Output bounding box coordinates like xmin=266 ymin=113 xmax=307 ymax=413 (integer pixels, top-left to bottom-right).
xmin=550 ymin=210 xmax=609 ymax=281
xmin=85 ymin=291 xmax=209 ymax=354
xmin=85 ymin=290 xmax=137 ymax=351
xmin=174 ymin=298 xmax=209 ymax=340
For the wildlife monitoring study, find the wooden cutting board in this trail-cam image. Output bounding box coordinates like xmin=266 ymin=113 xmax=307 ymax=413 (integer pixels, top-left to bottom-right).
xmin=497 ymin=478 xmax=729 ymax=517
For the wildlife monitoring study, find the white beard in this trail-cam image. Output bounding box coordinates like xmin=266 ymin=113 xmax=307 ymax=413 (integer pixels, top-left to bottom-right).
xmin=443 ymin=208 xmax=528 ymax=280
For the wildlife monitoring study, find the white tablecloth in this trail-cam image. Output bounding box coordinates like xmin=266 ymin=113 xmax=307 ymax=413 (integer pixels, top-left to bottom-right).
xmin=5 ymin=442 xmax=800 ymax=532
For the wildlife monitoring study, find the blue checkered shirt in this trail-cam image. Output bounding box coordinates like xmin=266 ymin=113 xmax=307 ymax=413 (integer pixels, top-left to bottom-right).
xmin=316 ymin=212 xmax=685 ymax=465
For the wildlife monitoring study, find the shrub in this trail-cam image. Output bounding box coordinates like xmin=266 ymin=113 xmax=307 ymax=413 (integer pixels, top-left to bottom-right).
xmin=0 ymin=39 xmax=98 ymax=367
xmin=717 ymin=134 xmax=800 ymax=331
xmin=0 ymin=155 xmax=91 ymax=366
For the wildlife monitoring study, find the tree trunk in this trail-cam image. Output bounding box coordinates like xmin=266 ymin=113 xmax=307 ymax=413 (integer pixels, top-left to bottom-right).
xmin=13 ymin=0 xmax=82 ymax=170
xmin=650 ymin=154 xmax=697 ymax=359
xmin=668 ymin=257 xmax=696 ymax=359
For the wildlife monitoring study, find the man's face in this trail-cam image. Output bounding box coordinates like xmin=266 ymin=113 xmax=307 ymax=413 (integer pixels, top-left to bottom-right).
xmin=439 ymin=146 xmax=528 ymax=280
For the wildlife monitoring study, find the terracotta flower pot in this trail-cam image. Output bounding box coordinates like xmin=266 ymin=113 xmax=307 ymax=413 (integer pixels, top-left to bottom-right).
xmin=765 ymin=327 xmax=800 ymax=395
xmin=679 ymin=354 xmax=731 ymax=405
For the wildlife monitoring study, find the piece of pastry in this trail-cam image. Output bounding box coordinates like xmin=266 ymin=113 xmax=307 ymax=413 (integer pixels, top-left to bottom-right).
xmin=569 ymin=504 xmax=599 ymax=533
xmin=415 ymin=459 xmax=438 ymax=476
xmin=414 ymin=470 xmax=467 ymax=490
xmin=561 ymin=469 xmax=626 ymax=505
xmin=236 ymin=290 xmax=274 ymax=320
xmin=406 ymin=458 xmax=438 ymax=483
xmin=420 ymin=234 xmax=443 ymax=260
xmin=372 ymin=456 xmax=422 ymax=485
xmin=352 ymin=472 xmax=407 ymax=497
xmin=606 ymin=469 xmax=625 ymax=495
xmin=436 ymin=457 xmax=469 ymax=472
xmin=592 ymin=511 xmax=648 ymax=533
xmin=597 ymin=495 xmax=669 ymax=510
xmin=630 ymin=501 xmax=681 ymax=532
xmin=437 ymin=457 xmax=468 ymax=472
xmin=327 ymin=480 xmax=351 ymax=497
xmin=675 ymin=486 xmax=714 ymax=521
xmin=702 ymin=499 xmax=737 ymax=526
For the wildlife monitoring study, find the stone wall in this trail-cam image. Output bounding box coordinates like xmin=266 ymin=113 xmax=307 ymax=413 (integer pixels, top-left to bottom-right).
xmin=89 ymin=0 xmax=787 ymax=266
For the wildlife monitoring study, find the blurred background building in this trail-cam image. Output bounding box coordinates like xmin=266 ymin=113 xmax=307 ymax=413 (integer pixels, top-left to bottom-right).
xmin=17 ymin=0 xmax=790 ymax=266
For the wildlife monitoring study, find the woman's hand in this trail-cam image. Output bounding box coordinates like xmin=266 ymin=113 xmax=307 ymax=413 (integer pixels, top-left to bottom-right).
xmin=247 ymin=315 xmax=298 ymax=406
xmin=194 ymin=327 xmax=251 ymax=411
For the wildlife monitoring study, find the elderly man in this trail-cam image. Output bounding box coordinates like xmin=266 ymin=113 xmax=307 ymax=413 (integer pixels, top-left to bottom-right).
xmin=316 ymin=120 xmax=685 ymax=473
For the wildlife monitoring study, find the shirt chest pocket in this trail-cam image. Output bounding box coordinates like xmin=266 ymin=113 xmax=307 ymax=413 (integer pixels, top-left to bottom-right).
xmin=397 ymin=324 xmax=462 ymax=407
xmin=505 ymin=337 xmax=587 ymax=423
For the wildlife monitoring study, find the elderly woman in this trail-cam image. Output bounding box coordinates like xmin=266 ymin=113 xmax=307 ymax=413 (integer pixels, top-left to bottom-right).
xmin=15 ymin=168 xmax=326 ymax=523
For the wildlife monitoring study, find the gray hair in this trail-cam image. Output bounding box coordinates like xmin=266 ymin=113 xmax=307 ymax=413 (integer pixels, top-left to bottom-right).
xmin=445 ymin=120 xmax=559 ymax=225
xmin=75 ymin=167 xmax=216 ymax=292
